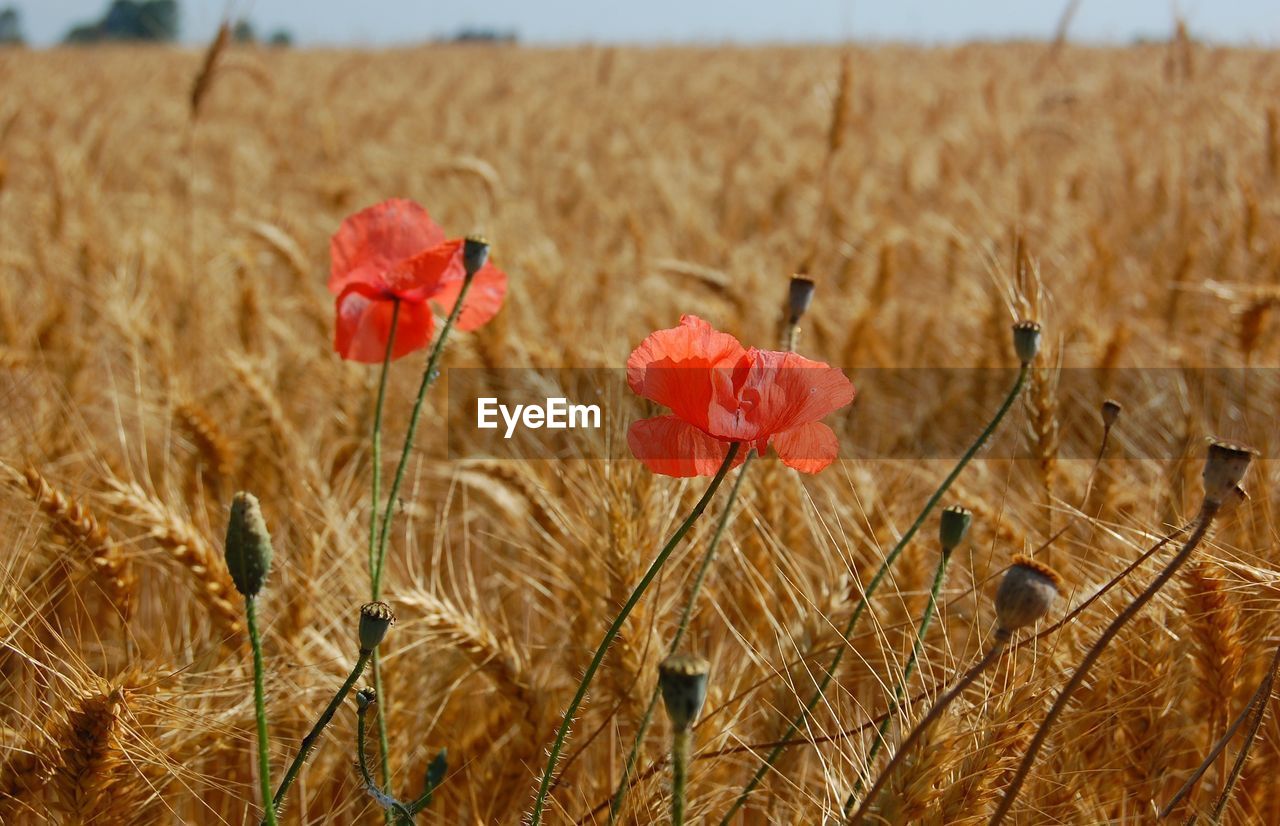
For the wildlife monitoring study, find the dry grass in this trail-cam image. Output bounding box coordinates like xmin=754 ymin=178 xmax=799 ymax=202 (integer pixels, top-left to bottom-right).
xmin=1 ymin=37 xmax=1279 ymax=824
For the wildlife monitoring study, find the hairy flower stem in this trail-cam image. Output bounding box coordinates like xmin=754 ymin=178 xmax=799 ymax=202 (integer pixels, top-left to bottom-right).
xmin=368 ymin=270 xmax=479 ymax=807
xmin=245 ymin=597 xmax=278 ymax=826
xmin=609 ymin=452 xmax=755 ymax=822
xmin=844 ymin=545 xmax=954 ymax=814
xmin=528 ymin=442 xmax=743 ymax=826
xmin=356 ymin=699 xmax=415 ymax=824
xmin=373 ymin=274 xmax=478 ymax=595
xmin=671 ymin=728 xmax=691 ymax=826
xmin=849 ymin=634 xmax=1010 ymax=825
xmin=269 ymin=649 xmax=372 ymax=821
xmin=721 ymin=364 xmax=1028 ymax=824
xmin=989 ymin=501 xmax=1221 ymax=826
xmin=370 ymin=652 xmax=392 ymax=814
xmin=368 ymin=300 xmax=401 ymax=581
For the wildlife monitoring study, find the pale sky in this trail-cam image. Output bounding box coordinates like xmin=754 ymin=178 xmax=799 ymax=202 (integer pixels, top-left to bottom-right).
xmin=10 ymin=0 xmax=1280 ymax=47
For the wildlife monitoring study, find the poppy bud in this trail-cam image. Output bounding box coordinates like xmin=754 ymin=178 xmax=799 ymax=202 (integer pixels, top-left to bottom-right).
xmin=463 ymin=235 xmax=490 ymax=277
xmin=788 ymin=276 xmax=816 ymax=324
xmin=356 ymin=687 xmax=377 ymax=711
xmin=658 ymin=654 xmax=710 ymax=732
xmin=1203 ymin=440 xmax=1257 ymax=508
xmin=224 ymin=492 xmax=273 ymax=598
xmin=358 ymin=601 xmax=396 ymax=652
xmin=995 ymin=555 xmax=1060 ymax=636
xmin=939 ymin=505 xmax=972 ymax=552
xmin=1012 ymin=320 xmax=1042 ymax=364
xmin=1101 ymin=399 xmax=1122 ymax=429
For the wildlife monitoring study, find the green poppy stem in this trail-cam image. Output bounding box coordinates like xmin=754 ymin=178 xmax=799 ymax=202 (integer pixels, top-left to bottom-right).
xmin=244 ymin=597 xmax=277 ymax=826
xmin=267 ymin=649 xmax=372 ymax=822
xmin=528 ymin=442 xmax=743 ymax=826
xmin=356 ymin=696 xmax=415 ymax=824
xmin=671 ymin=728 xmax=691 ymax=826
xmin=371 ymin=651 xmax=391 ymax=808
xmin=373 ymin=274 xmax=478 ymax=597
xmin=609 ymin=451 xmax=754 ymax=822
xmin=368 ymin=300 xmax=401 ymax=581
xmin=720 ymin=363 xmax=1028 ymax=825
xmin=366 ymin=269 xmax=480 ymax=807
xmin=843 ymin=545 xmax=954 ymax=815
xmin=849 ymin=636 xmax=1010 ymax=825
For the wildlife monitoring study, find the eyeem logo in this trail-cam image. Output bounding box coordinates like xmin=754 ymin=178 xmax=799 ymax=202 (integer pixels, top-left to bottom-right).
xmin=477 ymin=397 xmax=602 ymax=439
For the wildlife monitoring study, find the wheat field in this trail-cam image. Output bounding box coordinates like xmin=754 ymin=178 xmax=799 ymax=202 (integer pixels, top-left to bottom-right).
xmin=2 ymin=37 xmax=1280 ymax=824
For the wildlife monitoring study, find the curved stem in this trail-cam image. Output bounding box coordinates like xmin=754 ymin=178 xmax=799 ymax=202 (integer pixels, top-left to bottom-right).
xmin=1208 ymin=641 xmax=1280 ymax=822
xmin=989 ymin=502 xmax=1220 ymax=826
xmin=269 ymin=649 xmax=372 ymax=820
xmin=721 ymin=363 xmax=1028 ymax=824
xmin=245 ymin=597 xmax=278 ymax=826
xmin=844 ymin=546 xmax=953 ymax=815
xmin=575 ymin=518 xmax=1188 ymax=825
xmin=1162 ymin=642 xmax=1279 ymax=818
xmin=357 ymin=697 xmax=415 ymax=823
xmin=609 ymin=452 xmax=754 ymax=822
xmin=368 ymin=300 xmax=401 ymax=580
xmin=528 ymin=442 xmax=743 ymax=826
xmin=849 ymin=636 xmax=1008 ymax=825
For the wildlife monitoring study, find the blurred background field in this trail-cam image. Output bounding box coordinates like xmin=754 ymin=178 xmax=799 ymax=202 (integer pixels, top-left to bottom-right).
xmin=2 ymin=31 xmax=1280 ymax=824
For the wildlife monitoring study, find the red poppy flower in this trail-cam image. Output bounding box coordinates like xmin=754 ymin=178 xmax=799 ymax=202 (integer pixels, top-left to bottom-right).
xmin=329 ymin=198 xmax=507 ymax=363
xmin=626 ymin=315 xmax=855 ymax=477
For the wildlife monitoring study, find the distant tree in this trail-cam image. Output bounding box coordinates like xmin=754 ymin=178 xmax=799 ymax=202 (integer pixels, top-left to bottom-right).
xmin=452 ymin=27 xmax=518 ymax=44
xmin=232 ymin=18 xmax=255 ymax=43
xmin=267 ymin=28 xmax=293 ymax=47
xmin=0 ymin=6 xmax=24 ymax=45
xmin=64 ymin=0 xmax=179 ymax=43
xmin=136 ymin=0 xmax=178 ymax=39
xmin=64 ymin=24 xmax=102 ymax=44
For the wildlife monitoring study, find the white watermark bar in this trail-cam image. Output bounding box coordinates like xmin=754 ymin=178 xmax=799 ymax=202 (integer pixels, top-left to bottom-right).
xmin=443 ymin=367 xmax=1271 ymax=461
xmin=476 ymin=397 xmax=602 ymax=438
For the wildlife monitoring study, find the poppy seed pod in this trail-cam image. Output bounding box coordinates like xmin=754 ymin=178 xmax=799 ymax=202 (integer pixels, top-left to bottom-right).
xmin=939 ymin=505 xmax=972 ymax=552
xmin=787 ymin=276 xmax=816 ymax=324
xmin=356 ymin=687 xmax=377 ymax=711
xmin=1101 ymin=399 xmax=1122 ymax=428
xmin=995 ymin=555 xmax=1061 ymax=636
xmin=463 ymin=235 xmax=490 ymax=277
xmin=1012 ymin=320 xmax=1042 ymax=364
xmin=358 ymin=601 xmax=396 ymax=652
xmin=658 ymin=654 xmax=710 ymax=732
xmin=1203 ymin=440 xmax=1257 ymax=507
xmin=224 ymin=492 xmax=273 ymax=598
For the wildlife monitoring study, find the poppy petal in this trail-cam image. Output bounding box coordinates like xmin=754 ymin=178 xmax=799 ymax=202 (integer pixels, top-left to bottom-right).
xmin=626 ymin=315 xmax=748 ymax=431
xmin=334 ymin=288 xmax=434 ymax=363
xmin=385 ymin=239 xmax=465 ymax=301
xmin=737 ymin=350 xmax=855 ymax=437
xmin=770 ymin=421 xmax=840 ymax=473
xmin=329 ymin=199 xmax=448 ymax=296
xmin=627 ymin=416 xmax=745 ymax=478
xmin=429 ymin=261 xmax=509 ymax=331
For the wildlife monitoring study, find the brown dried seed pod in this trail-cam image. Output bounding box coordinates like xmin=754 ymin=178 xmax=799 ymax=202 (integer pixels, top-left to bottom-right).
xmin=1203 ymin=440 xmax=1257 ymax=507
xmin=995 ymin=555 xmax=1061 ymax=635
